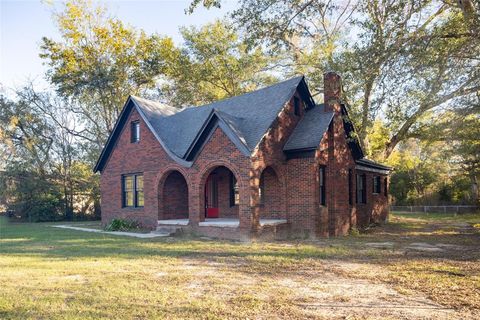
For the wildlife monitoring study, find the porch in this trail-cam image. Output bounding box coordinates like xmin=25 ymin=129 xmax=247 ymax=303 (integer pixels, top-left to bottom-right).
xmin=157 ymin=218 xmax=288 ymax=228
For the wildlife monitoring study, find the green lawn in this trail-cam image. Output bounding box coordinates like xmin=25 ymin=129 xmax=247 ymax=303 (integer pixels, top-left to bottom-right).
xmin=0 ymin=213 xmax=479 ymax=319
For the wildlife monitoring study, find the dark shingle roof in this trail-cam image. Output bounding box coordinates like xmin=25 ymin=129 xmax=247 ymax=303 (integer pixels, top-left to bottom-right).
xmin=94 ymin=75 xmax=325 ymax=172
xmin=356 ymin=158 xmax=392 ymax=171
xmin=284 ymin=104 xmax=334 ymax=151
xmin=135 ymin=76 xmax=306 ymax=158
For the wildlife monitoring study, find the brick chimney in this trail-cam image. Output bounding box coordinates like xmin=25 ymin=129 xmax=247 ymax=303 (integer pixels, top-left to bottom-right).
xmin=323 ymin=72 xmax=342 ymax=113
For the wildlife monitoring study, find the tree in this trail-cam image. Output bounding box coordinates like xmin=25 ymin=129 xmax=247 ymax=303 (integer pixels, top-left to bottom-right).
xmin=413 ymin=107 xmax=480 ymax=204
xmin=0 ymin=87 xmax=100 ymax=221
xmin=159 ymin=20 xmax=278 ymax=106
xmin=40 ymin=0 xmax=173 ymax=151
xmin=191 ymin=0 xmax=480 ymax=159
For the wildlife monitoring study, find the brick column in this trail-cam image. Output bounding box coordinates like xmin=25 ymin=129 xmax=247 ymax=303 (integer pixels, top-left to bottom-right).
xmin=248 ymin=171 xmax=261 ymax=234
xmin=188 ymin=182 xmax=201 ymax=227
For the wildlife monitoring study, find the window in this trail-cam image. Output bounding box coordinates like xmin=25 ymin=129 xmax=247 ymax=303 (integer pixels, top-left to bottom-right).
xmin=131 ymin=121 xmax=140 ymax=143
xmin=348 ymin=169 xmax=353 ymax=205
xmin=123 ymin=175 xmax=134 ymax=207
xmin=135 ymin=175 xmax=144 ymax=207
xmin=229 ymin=173 xmax=239 ymax=206
xmin=384 ymin=177 xmax=388 ymax=197
xmin=122 ymin=174 xmax=144 ymax=208
xmin=373 ymin=176 xmax=381 ymax=194
xmin=259 ymin=176 xmax=265 ymax=204
xmin=356 ymin=174 xmax=366 ymax=204
xmin=319 ymin=166 xmax=326 ymax=206
xmin=293 ymin=96 xmax=300 ymax=116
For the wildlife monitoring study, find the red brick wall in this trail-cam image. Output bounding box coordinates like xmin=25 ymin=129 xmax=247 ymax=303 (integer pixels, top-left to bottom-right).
xmin=285 ymin=157 xmax=318 ymax=238
xmin=186 ymin=126 xmax=251 ymax=229
xmin=251 ymin=92 xmax=305 ymax=231
xmin=259 ymin=166 xmax=286 ymax=219
xmin=161 ymin=171 xmax=188 ymax=219
xmin=100 ymin=74 xmax=389 ymax=238
xmin=100 ymin=107 xmax=177 ymax=229
xmin=355 ymin=170 xmax=389 ymax=227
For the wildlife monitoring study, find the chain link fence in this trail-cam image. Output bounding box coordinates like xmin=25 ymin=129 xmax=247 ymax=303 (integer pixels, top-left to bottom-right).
xmin=391 ymin=205 xmax=479 ymax=214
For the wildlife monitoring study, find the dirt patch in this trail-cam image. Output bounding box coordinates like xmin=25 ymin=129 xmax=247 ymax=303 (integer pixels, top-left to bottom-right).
xmin=175 ymin=257 xmax=462 ymax=319
xmin=405 ymin=242 xmax=445 ymax=252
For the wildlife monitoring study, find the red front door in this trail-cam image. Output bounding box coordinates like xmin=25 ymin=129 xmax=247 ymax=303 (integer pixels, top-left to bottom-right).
xmin=205 ymin=176 xmax=219 ymax=218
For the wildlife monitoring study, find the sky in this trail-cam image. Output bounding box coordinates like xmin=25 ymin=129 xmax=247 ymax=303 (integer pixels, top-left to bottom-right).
xmin=0 ymin=0 xmax=238 ymax=91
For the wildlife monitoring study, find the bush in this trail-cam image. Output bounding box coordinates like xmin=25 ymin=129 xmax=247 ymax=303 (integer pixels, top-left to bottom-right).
xmin=104 ymin=218 xmax=139 ymax=231
xmin=349 ymin=227 xmax=360 ymax=236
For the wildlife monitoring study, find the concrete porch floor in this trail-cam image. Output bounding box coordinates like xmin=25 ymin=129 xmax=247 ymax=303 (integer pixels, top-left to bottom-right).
xmin=157 ymin=218 xmax=287 ymax=228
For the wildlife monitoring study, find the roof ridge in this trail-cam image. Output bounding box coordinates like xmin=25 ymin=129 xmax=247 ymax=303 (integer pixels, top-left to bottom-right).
xmin=130 ymin=95 xmax=179 ymax=114
xmin=193 ymin=75 xmax=304 ymax=110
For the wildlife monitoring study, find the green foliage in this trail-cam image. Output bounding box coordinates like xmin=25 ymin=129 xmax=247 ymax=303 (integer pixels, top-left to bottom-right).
xmin=159 ymin=20 xmax=278 ymax=106
xmin=40 ymin=0 xmax=173 ymax=149
xmin=0 ymin=167 xmax=64 ymax=222
xmin=438 ymin=177 xmax=472 ymax=204
xmin=349 ymin=227 xmax=360 ymax=236
xmin=222 ymin=0 xmax=480 ymax=157
xmin=0 ymin=86 xmax=100 ymax=221
xmin=104 ymin=218 xmax=140 ymax=231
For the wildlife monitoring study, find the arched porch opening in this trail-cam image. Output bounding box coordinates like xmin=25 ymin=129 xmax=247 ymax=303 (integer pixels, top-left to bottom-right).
xmin=259 ymin=166 xmax=286 ymax=219
xmin=159 ymin=170 xmax=189 ymax=220
xmin=201 ymin=166 xmax=240 ymax=221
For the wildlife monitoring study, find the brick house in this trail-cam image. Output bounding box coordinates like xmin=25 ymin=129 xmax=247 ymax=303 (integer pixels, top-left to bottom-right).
xmin=94 ymin=72 xmax=391 ymax=240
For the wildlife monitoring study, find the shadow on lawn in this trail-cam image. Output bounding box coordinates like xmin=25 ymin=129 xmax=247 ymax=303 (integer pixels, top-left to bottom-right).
xmin=1 ymin=215 xmax=479 ymax=267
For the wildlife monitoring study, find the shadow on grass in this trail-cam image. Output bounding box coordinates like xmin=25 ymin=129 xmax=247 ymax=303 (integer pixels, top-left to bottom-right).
xmin=1 ymin=215 xmax=479 ymax=268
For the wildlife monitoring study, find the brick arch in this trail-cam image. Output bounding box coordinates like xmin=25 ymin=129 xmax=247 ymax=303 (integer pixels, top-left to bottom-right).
xmin=197 ymin=161 xmax=246 ymax=222
xmin=157 ymin=168 xmax=190 ymax=220
xmin=259 ymin=165 xmax=287 ymax=219
xmin=197 ymin=160 xmax=244 ymax=189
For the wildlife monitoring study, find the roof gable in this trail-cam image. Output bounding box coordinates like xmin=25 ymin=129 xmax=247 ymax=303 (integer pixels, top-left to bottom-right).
xmin=183 ymin=109 xmax=251 ymax=162
xmin=284 ymin=104 xmax=334 ymax=152
xmin=93 ymin=96 xmax=185 ymax=172
xmin=94 ymin=76 xmax=314 ymax=172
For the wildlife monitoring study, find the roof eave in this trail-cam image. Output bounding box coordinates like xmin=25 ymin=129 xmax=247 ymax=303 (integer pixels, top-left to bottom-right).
xmin=93 ymin=95 xmax=134 ymax=173
xmin=132 ymin=98 xmax=193 ymax=167
xmin=183 ymin=109 xmax=252 ymax=162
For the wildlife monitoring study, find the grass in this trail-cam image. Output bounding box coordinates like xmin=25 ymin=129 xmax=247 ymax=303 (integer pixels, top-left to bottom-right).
xmin=0 ymin=212 xmax=479 ymax=319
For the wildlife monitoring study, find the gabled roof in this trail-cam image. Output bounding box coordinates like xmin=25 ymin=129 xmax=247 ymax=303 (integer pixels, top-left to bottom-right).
xmin=284 ymin=104 xmax=334 ymax=152
xmin=93 ymin=75 xmax=393 ymax=174
xmin=94 ymin=76 xmax=314 ymax=172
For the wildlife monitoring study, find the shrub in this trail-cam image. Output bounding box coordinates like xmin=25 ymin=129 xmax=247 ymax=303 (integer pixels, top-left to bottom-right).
xmin=104 ymin=218 xmax=139 ymax=231
xmin=349 ymin=227 xmax=360 ymax=236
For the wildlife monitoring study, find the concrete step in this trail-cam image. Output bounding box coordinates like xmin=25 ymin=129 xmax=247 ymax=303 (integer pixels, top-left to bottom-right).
xmin=154 ymin=225 xmax=183 ymax=236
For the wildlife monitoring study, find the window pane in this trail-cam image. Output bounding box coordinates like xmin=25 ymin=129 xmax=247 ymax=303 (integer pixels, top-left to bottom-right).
xmin=234 ymin=182 xmax=239 ymax=205
xmin=136 ymin=191 xmax=144 ymax=207
xmin=125 ymin=191 xmax=134 ymax=207
xmin=131 ymin=121 xmax=140 ymax=142
xmin=136 ymin=175 xmax=143 ymax=191
xmin=135 ymin=123 xmax=140 ymax=140
xmin=124 ymin=176 xmax=133 ymax=191
xmin=135 ymin=175 xmax=144 ymax=207
xmin=234 ymin=190 xmax=240 ymax=205
xmin=319 ymin=166 xmax=326 ymax=206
